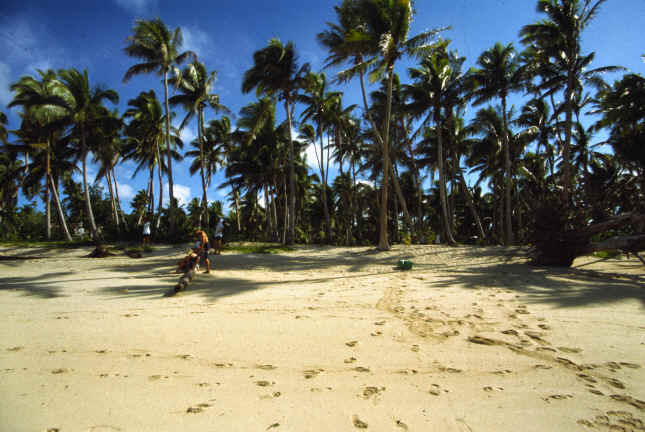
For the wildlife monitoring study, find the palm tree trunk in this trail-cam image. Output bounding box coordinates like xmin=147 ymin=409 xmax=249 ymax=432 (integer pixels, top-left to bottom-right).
xmin=163 ymin=71 xmax=175 ymax=234
xmin=318 ymin=126 xmax=331 ymax=243
xmin=562 ymin=71 xmax=575 ymax=205
xmin=148 ymin=165 xmax=154 ymax=217
xmin=435 ymin=108 xmax=456 ymax=246
xmin=112 ymin=168 xmax=128 ymax=229
xmin=377 ymin=67 xmax=395 ymax=251
xmin=81 ymin=129 xmax=99 ymax=241
xmin=156 ymin=145 xmax=163 ymax=229
xmin=45 ymin=140 xmax=51 ymax=240
xmin=234 ymin=189 xmax=241 ymax=231
xmin=502 ymin=97 xmax=513 ymax=245
xmin=284 ymin=97 xmax=296 ymax=245
xmin=198 ymin=109 xmax=208 ymax=228
xmin=457 ymin=168 xmax=485 ymax=241
xmin=106 ymin=169 xmax=119 ymax=228
xmin=49 ymin=173 xmax=73 ymax=242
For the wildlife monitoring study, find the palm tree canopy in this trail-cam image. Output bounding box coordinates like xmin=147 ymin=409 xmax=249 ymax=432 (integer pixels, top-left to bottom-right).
xmin=123 ymin=18 xmax=196 ymax=83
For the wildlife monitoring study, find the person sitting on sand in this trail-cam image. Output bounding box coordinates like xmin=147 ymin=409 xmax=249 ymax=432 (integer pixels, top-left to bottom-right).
xmin=194 ymin=229 xmax=211 ymax=274
xmin=214 ymin=219 xmax=224 ymax=255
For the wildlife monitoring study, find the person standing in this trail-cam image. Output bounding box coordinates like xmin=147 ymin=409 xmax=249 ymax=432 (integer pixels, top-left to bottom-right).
xmin=142 ymin=218 xmax=151 ymax=246
xmin=194 ymin=229 xmax=211 ymax=273
xmin=214 ymin=219 xmax=224 ymax=255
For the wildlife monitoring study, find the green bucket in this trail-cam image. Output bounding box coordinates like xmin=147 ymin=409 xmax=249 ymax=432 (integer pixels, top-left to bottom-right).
xmin=397 ymin=259 xmax=413 ymax=270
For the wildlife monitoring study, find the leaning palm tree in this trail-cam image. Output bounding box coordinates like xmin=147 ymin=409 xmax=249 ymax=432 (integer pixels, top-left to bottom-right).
xmin=321 ymin=0 xmax=447 ymax=250
xmin=123 ymin=18 xmax=196 ymax=232
xmin=520 ymin=0 xmax=621 ymax=204
xmin=469 ymin=42 xmax=524 ymax=245
xmin=242 ymin=38 xmax=310 ymax=245
xmin=170 ymin=60 xmax=228 ymax=227
xmin=8 ymin=69 xmax=73 ymax=241
xmin=58 ymin=68 xmax=119 ymax=242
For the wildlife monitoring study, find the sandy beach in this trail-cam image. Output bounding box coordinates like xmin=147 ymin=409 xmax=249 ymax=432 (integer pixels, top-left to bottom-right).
xmin=1 ymin=244 xmax=643 ymax=431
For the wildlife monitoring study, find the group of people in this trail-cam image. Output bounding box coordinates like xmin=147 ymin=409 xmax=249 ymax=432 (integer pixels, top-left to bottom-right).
xmin=142 ymin=218 xmax=225 ymax=275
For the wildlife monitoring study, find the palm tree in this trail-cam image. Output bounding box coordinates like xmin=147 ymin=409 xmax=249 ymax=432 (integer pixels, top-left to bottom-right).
xmin=123 ymin=18 xmax=196 ymax=232
xmin=242 ymin=38 xmax=310 ymax=245
xmin=8 ymin=69 xmax=73 ymax=241
xmin=320 ymin=0 xmax=447 ymax=250
xmin=406 ymin=42 xmax=468 ymax=245
xmin=58 ymin=68 xmax=119 ymax=242
xmin=469 ymin=42 xmax=524 ymax=245
xmin=298 ymin=71 xmax=340 ymax=242
xmin=93 ymin=110 xmax=125 ymax=229
xmin=520 ymin=0 xmax=621 ymax=204
xmin=170 ymin=60 xmax=228 ymax=227
xmin=124 ymin=90 xmax=184 ymax=229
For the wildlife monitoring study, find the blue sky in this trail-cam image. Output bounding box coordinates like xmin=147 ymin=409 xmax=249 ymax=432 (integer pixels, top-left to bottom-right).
xmin=1 ymin=0 xmax=643 ymax=213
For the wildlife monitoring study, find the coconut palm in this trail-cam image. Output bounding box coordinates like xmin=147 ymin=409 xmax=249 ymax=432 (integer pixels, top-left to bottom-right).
xmin=469 ymin=42 xmax=524 ymax=245
xmin=8 ymin=69 xmax=73 ymax=241
xmin=520 ymin=0 xmax=622 ymax=204
xmin=170 ymin=60 xmax=228 ymax=227
xmin=58 ymin=68 xmax=119 ymax=242
xmin=406 ymin=42 xmax=468 ymax=245
xmin=298 ymin=71 xmax=341 ymax=242
xmin=242 ymin=38 xmax=310 ymax=244
xmin=123 ymin=18 xmax=196 ymax=232
xmin=321 ymin=0 xmax=447 ymax=250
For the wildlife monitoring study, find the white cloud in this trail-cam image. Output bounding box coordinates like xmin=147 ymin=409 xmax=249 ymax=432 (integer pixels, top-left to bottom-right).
xmin=357 ymin=179 xmax=375 ymax=188
xmin=163 ymin=182 xmax=191 ymax=207
xmin=179 ymin=126 xmax=196 ymax=145
xmin=181 ymin=26 xmax=213 ymax=59
xmin=116 ymin=182 xmax=135 ymax=200
xmin=0 ymin=62 xmax=11 ymax=107
xmin=113 ymin=0 xmax=158 ymax=14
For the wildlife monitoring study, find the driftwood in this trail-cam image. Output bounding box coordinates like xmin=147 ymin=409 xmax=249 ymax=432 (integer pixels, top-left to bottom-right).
xmin=175 ymin=258 xmax=199 ymax=292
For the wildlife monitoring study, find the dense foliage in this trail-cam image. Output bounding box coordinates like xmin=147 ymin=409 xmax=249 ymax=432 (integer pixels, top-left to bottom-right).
xmin=1 ymin=0 xmax=643 ymax=264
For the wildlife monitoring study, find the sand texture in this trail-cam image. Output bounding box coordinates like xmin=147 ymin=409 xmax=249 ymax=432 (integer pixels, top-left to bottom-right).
xmin=1 ymin=244 xmax=644 ymax=431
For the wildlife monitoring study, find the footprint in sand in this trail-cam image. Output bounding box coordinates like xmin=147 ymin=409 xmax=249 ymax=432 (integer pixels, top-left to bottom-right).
xmin=344 ymin=357 xmax=357 ymax=364
xmin=354 ymin=366 xmax=370 ymax=373
xmin=346 ymin=341 xmax=358 ymax=347
xmin=577 ymin=373 xmax=598 ymax=384
xmin=362 ymin=386 xmax=386 ymax=399
xmin=483 ymin=386 xmax=504 ymax=392
xmin=411 ymin=345 xmax=420 ymax=352
xmin=543 ymin=394 xmax=573 ymax=401
xmin=51 ymin=368 xmax=69 ymax=374
xmin=604 ymin=377 xmax=626 ymax=389
xmin=609 ymin=394 xmax=645 ymax=410
xmin=186 ymin=403 xmax=211 ymax=414
xmin=374 ymin=321 xmax=386 ymax=326
xmin=395 ymin=420 xmax=408 ymax=430
xmin=304 ymin=369 xmax=323 ymax=379
xmin=557 ymin=346 xmax=582 ymax=354
xmin=255 ymin=380 xmax=274 ymax=387
xmin=619 ymin=362 xmax=641 ymax=369
xmin=257 ymin=364 xmax=277 ymax=370
xmin=534 ymin=364 xmax=553 ymax=370
xmin=370 ymin=331 xmax=382 ymax=336
xmin=579 ymin=410 xmax=645 ymax=430
xmin=352 ymin=415 xmax=368 ymax=429
xmin=7 ymin=346 xmax=23 ymax=352
xmin=429 ymin=384 xmax=443 ymax=396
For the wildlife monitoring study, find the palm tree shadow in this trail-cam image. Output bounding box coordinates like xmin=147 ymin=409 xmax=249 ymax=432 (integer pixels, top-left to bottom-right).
xmin=430 ymin=260 xmax=645 ymax=309
xmin=0 ymin=271 xmax=74 ymax=298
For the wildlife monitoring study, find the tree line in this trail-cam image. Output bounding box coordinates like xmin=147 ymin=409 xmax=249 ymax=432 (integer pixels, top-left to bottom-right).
xmin=1 ymin=0 xmax=643 ymax=265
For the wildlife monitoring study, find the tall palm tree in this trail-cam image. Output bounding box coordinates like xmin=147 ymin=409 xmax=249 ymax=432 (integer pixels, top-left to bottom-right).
xmin=58 ymin=68 xmax=119 ymax=241
xmin=320 ymin=0 xmax=447 ymax=250
xmin=298 ymin=71 xmax=340 ymax=243
xmin=469 ymin=42 xmax=524 ymax=245
xmin=520 ymin=0 xmax=621 ymax=204
xmin=242 ymin=38 xmax=310 ymax=244
xmin=123 ymin=18 xmax=196 ymax=232
xmin=93 ymin=110 xmax=125 ymax=229
xmin=8 ymin=69 xmax=73 ymax=241
xmin=406 ymin=42 xmax=468 ymax=245
xmin=170 ymin=60 xmax=228 ymax=227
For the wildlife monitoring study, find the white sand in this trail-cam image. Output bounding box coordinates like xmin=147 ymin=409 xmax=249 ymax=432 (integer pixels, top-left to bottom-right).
xmin=1 ymin=244 xmax=644 ymax=431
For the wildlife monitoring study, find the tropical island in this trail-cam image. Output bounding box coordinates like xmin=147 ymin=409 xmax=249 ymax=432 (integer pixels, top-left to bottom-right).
xmin=0 ymin=1 xmax=643 ymax=431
